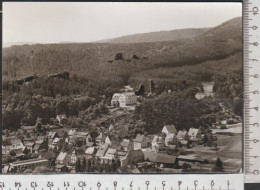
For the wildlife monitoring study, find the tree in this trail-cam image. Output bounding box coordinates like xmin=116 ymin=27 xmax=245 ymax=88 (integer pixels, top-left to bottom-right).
xmin=212 ymin=157 xmax=224 ymax=172
xmin=81 ymin=157 xmax=87 ymax=172
xmin=9 ymin=150 xmax=16 ymax=157
xmin=182 ymin=163 xmax=191 ymax=172
xmin=203 ymin=133 xmax=208 ymax=146
xmin=35 ymin=117 xmax=43 ymax=132
xmin=87 ymin=159 xmax=92 ymax=172
xmin=75 ymin=158 xmax=81 ymax=172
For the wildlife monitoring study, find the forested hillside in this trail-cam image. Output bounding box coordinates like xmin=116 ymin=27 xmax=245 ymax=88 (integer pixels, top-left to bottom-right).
xmin=2 ymin=17 xmax=242 ymax=131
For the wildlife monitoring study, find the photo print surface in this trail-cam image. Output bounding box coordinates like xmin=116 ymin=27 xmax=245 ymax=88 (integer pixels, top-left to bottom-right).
xmin=2 ymin=2 xmax=243 ymax=174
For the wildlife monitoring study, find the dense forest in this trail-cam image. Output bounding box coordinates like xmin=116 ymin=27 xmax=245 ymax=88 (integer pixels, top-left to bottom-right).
xmin=2 ymin=17 xmax=242 ymax=132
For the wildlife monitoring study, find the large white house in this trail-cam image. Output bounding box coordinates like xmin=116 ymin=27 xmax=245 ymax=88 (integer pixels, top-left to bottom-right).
xmin=111 ymin=92 xmax=137 ymax=107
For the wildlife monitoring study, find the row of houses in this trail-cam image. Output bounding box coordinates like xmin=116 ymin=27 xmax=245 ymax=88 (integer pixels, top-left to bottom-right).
xmin=2 ymin=122 xmax=209 ymax=173
xmin=133 ymin=125 xmax=203 ymax=151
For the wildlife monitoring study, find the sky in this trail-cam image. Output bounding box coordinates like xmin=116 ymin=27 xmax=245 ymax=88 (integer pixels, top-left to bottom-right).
xmin=3 ymin=2 xmax=242 ymax=44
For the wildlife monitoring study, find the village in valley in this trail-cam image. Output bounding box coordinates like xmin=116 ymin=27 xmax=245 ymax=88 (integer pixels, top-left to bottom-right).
xmin=2 ymin=78 xmax=242 ymax=174
xmin=2 ymin=4 xmax=243 ymax=174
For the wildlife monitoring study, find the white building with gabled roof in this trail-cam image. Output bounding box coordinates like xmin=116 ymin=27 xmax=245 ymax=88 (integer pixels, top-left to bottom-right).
xmin=111 ymin=92 xmax=137 ymax=107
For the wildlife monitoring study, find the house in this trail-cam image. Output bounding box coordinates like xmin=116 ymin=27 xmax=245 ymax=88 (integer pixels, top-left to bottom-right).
xmin=86 ymin=134 xmax=93 ymax=144
xmin=176 ymin=130 xmax=188 ymax=140
xmin=68 ymin=136 xmax=76 ymax=145
xmin=111 ymin=93 xmax=121 ymax=107
xmin=95 ymin=143 xmax=109 ymax=158
xmin=109 ymin=124 xmax=114 ymax=132
xmin=86 ymin=142 xmax=95 ymax=147
xmin=36 ymin=136 xmax=45 ymax=141
xmin=10 ymin=139 xmax=24 ymax=150
xmin=111 ymin=92 xmax=137 ymax=107
xmin=118 ymin=92 xmax=137 ymax=107
xmin=47 ymin=131 xmax=58 ymax=145
xmin=187 ymin=128 xmax=202 ymax=140
xmin=85 ymin=147 xmax=96 ymax=159
xmin=76 ymin=131 xmax=89 ymax=138
xmin=23 ymin=137 xmax=35 ymax=144
xmin=23 ymin=142 xmax=35 ymax=153
xmin=143 ymin=151 xmax=177 ymax=168
xmin=100 ymin=148 xmax=117 ymax=163
xmin=134 ymin=134 xmax=149 ymax=150
xmin=117 ymin=151 xmax=128 ymax=160
xmin=162 ymin=125 xmax=177 ymax=135
xmin=120 ymin=139 xmax=133 ymax=151
xmin=33 ymin=139 xmax=48 ymax=153
xmin=13 ymin=148 xmax=25 ymax=159
xmin=2 ymin=140 xmax=13 ymax=155
xmin=56 ymin=114 xmax=67 ymax=124
xmin=95 ymin=132 xmax=106 ymax=146
xmin=105 ymin=136 xmax=112 ymax=145
xmin=152 ymin=135 xmax=165 ymax=151
xmin=165 ymin=133 xmax=178 ymax=146
xmin=70 ymin=149 xmax=86 ymax=165
xmin=121 ymin=149 xmax=144 ymax=166
xmin=56 ymin=152 xmax=70 ymax=165
xmin=68 ymin=129 xmax=77 ymax=136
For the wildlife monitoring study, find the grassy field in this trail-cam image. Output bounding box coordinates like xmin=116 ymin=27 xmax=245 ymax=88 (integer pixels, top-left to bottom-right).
xmin=183 ymin=133 xmax=242 ymax=172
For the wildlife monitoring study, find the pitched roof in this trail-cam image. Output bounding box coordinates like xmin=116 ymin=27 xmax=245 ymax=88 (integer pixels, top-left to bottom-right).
xmin=56 ymin=164 xmax=65 ymax=169
xmin=24 ymin=142 xmax=35 ymax=147
xmin=10 ymin=139 xmax=22 ymax=145
xmin=105 ymin=148 xmax=117 ymax=156
xmin=76 ymin=131 xmax=89 ymax=137
xmin=112 ymin=93 xmax=122 ymax=101
xmin=56 ymin=152 xmax=68 ymax=161
xmin=33 ymin=144 xmax=41 ymax=151
xmin=68 ymin=129 xmax=77 ymax=136
xmin=117 ymin=151 xmax=127 ymax=157
xmin=165 ymin=133 xmax=175 ymax=142
xmin=121 ymin=92 xmax=136 ymax=97
xmin=180 ymin=140 xmax=188 ymax=145
xmin=96 ymin=132 xmax=106 ymax=140
xmin=35 ymin=139 xmax=44 ymax=144
xmin=121 ymin=139 xmax=130 ymax=147
xmin=47 ymin=131 xmax=57 ymax=139
xmin=177 ymin=130 xmax=187 ymax=139
xmin=85 ymin=147 xmax=95 ymax=155
xmin=95 ymin=143 xmax=109 ymax=157
xmin=134 ymin=134 xmax=145 ymax=142
xmin=53 ymin=137 xmax=60 ymax=143
xmin=188 ymin=128 xmax=199 ymax=137
xmin=163 ymin=125 xmax=177 ymax=134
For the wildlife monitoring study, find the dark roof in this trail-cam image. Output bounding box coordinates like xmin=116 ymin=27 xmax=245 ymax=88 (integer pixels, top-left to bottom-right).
xmin=40 ymin=151 xmax=57 ymax=160
xmin=143 ymin=151 xmax=176 ymax=164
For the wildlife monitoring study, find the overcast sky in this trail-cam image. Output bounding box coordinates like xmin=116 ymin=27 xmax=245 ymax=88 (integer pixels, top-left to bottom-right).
xmin=3 ymin=2 xmax=242 ymax=44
